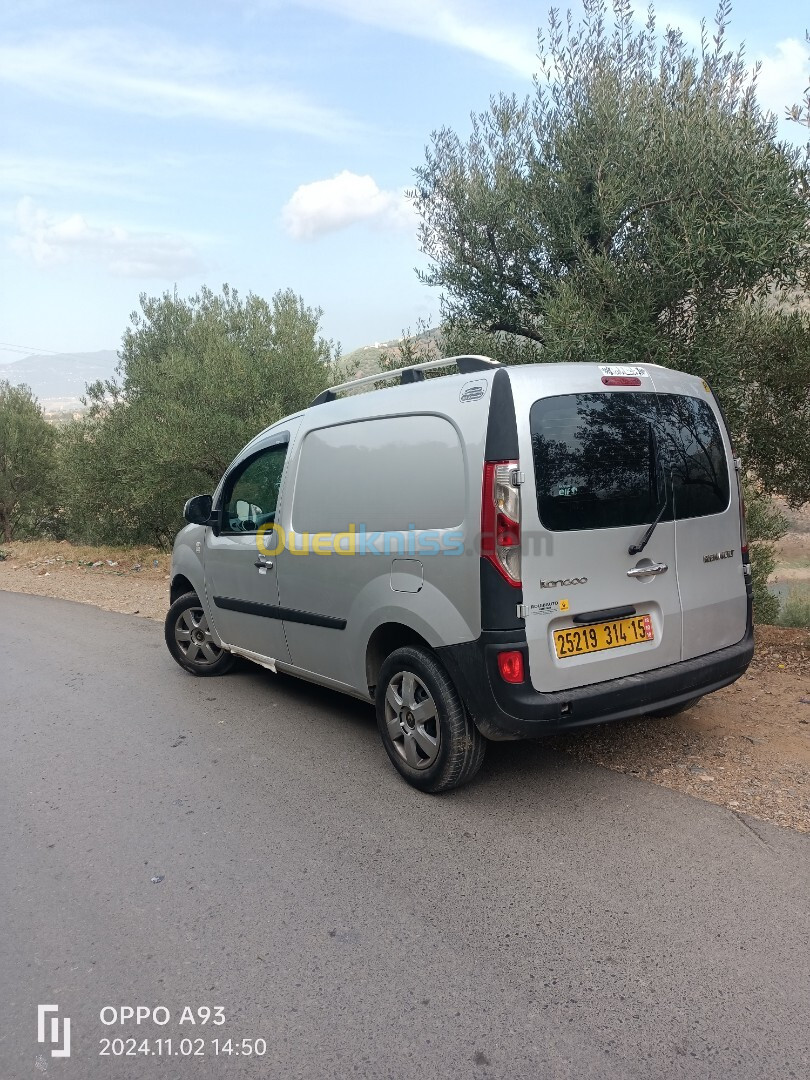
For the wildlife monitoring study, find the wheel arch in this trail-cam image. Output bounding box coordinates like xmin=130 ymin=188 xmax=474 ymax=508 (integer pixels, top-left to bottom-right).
xmin=365 ymin=622 xmax=431 ymax=692
xmin=170 ymin=573 xmax=196 ymax=605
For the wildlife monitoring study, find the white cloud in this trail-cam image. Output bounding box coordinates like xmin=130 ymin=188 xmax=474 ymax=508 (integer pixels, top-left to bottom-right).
xmin=756 ymin=38 xmax=809 ymax=121
xmin=0 ymin=29 xmax=356 ymax=139
xmin=291 ymin=0 xmax=537 ymax=78
xmin=11 ymin=197 xmax=205 ymax=278
xmin=282 ymin=171 xmax=414 ymax=240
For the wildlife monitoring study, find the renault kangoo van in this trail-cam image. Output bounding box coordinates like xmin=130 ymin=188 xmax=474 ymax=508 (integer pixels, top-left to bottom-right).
xmin=166 ymin=356 xmax=753 ymax=791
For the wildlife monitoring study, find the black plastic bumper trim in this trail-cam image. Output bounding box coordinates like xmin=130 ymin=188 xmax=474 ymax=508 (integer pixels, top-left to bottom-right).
xmin=437 ymin=601 xmax=754 ymax=738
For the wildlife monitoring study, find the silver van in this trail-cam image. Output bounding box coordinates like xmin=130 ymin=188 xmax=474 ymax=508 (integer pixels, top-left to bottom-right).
xmin=166 ymin=356 xmax=753 ymax=791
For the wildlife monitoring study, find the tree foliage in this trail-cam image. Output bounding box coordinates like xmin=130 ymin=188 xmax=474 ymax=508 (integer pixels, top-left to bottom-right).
xmin=60 ymin=285 xmax=342 ymax=547
xmin=412 ymin=0 xmax=810 ymax=510
xmin=786 ymin=31 xmax=810 ymax=130
xmin=0 ymin=381 xmax=55 ymax=542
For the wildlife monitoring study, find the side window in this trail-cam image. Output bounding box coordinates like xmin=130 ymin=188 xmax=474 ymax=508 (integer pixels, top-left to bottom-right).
xmin=222 ymin=442 xmax=288 ymax=534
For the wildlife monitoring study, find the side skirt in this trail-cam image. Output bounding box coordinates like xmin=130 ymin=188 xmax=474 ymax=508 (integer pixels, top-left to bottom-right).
xmin=222 ymin=642 xmax=373 ymax=703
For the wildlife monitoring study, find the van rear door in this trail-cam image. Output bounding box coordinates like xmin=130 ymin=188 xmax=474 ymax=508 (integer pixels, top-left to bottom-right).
xmin=645 ymin=367 xmax=747 ymax=659
xmin=514 ymin=367 xmax=683 ymax=693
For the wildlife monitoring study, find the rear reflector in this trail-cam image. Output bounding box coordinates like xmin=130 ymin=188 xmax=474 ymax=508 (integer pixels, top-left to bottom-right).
xmin=601 ymin=376 xmax=641 ymax=386
xmin=497 ymin=650 xmax=524 ymax=684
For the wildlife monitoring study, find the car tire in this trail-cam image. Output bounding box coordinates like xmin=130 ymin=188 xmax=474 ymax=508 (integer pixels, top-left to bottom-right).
xmin=375 ymin=645 xmax=486 ymax=793
xmin=165 ymin=592 xmax=235 ymax=677
xmin=648 ymin=696 xmax=702 ymax=719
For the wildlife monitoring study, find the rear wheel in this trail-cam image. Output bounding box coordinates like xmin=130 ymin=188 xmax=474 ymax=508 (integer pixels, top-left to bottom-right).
xmin=165 ymin=592 xmax=235 ymax=677
xmin=375 ymin=646 xmax=485 ymax=793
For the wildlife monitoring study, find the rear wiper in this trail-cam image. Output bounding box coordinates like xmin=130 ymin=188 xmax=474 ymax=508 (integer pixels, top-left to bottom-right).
xmin=628 ymin=422 xmax=666 ymax=556
xmin=628 ymin=500 xmax=667 ymax=555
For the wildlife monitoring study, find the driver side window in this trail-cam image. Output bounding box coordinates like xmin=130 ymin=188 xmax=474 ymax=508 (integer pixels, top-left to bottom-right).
xmin=223 ymin=441 xmax=288 ymax=534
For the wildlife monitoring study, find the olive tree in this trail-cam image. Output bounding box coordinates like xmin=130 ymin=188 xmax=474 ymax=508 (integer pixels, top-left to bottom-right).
xmin=0 ymin=381 xmax=55 ymax=543
xmin=410 ymin=0 xmax=810 ymax=619
xmin=412 ymin=0 xmax=810 ymax=504
xmin=60 ymin=285 xmax=343 ymax=547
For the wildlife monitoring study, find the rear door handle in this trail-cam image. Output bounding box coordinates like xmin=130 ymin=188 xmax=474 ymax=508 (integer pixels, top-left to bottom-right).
xmin=627 ymin=563 xmax=668 ymax=578
xmin=255 ymin=557 xmax=274 ymax=570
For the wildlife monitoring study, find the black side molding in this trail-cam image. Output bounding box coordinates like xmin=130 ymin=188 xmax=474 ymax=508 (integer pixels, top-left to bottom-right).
xmin=213 ymin=596 xmax=346 ymax=630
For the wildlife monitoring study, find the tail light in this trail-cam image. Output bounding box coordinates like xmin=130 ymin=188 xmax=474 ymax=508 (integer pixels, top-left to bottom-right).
xmin=481 ymin=460 xmax=521 ymax=586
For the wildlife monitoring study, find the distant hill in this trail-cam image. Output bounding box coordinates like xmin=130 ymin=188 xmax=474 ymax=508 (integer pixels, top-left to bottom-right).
xmin=0 ymin=328 xmax=444 ymax=414
xmin=0 ymin=350 xmax=118 ymax=412
xmin=342 ymin=328 xmax=441 ymax=378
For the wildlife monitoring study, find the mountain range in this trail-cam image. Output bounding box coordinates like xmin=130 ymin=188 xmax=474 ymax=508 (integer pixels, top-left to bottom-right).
xmin=0 ymin=350 xmax=119 ymax=412
xmin=1 ymin=329 xmax=440 ymax=415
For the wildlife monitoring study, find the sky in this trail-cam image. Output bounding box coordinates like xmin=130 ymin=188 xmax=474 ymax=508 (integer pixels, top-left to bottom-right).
xmin=0 ymin=0 xmax=808 ymax=360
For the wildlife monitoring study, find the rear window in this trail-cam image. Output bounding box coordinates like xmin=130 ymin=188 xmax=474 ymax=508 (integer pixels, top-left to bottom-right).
xmin=530 ymin=392 xmax=730 ymax=532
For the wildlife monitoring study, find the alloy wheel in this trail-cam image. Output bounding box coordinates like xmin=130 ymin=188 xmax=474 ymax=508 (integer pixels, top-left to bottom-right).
xmin=383 ymin=670 xmax=441 ymax=770
xmin=173 ymin=607 xmax=224 ymax=668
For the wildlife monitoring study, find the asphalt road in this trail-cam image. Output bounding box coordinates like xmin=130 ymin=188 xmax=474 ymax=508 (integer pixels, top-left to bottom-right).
xmin=1 ymin=592 xmax=808 ymax=1080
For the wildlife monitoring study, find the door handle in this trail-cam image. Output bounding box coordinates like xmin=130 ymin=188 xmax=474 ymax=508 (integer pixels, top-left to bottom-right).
xmin=255 ymin=557 xmax=274 ymax=570
xmin=627 ymin=562 xmax=668 ymax=578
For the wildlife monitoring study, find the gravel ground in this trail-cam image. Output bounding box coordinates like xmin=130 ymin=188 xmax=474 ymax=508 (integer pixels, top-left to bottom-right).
xmin=0 ymin=540 xmax=169 ymax=619
xmin=2 ymin=540 xmax=808 ymax=833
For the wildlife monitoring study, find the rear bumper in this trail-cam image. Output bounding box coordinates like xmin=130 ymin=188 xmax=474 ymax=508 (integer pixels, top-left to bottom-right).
xmin=437 ymin=600 xmax=754 ymax=740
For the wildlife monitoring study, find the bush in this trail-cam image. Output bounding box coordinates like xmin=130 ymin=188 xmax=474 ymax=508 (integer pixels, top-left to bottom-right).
xmin=744 ymin=484 xmax=787 ymax=624
xmin=777 ymin=585 xmax=810 ymax=629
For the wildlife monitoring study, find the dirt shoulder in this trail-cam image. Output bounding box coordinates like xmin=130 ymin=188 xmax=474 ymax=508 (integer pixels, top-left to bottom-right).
xmin=2 ymin=540 xmax=808 ymax=834
xmin=0 ymin=540 xmax=169 ymax=620
xmin=551 ymin=626 xmax=810 ymax=833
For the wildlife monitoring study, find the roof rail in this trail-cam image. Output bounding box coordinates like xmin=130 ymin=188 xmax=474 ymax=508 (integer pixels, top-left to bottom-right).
xmin=310 ymin=354 xmax=500 ymax=406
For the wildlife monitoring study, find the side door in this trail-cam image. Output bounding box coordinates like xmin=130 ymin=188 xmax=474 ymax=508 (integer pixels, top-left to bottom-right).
xmin=204 ymin=424 xmax=299 ymax=662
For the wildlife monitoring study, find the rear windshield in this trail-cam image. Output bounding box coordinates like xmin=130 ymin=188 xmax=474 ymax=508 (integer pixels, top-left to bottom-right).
xmin=530 ymin=392 xmax=730 ymax=532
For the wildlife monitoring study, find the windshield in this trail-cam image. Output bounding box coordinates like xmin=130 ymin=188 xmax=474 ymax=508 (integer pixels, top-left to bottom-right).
xmin=530 ymin=391 xmax=730 ymax=532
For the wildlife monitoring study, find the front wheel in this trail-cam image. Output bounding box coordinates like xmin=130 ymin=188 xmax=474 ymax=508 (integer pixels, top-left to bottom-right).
xmin=375 ymin=646 xmax=486 ymax=793
xmin=165 ymin=592 xmax=235 ymax=677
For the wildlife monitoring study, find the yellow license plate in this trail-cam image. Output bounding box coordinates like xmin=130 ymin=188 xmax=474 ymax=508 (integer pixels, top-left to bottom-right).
xmin=554 ymin=614 xmax=654 ymax=659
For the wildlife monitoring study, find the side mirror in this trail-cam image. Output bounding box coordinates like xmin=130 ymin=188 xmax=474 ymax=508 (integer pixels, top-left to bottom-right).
xmin=183 ymin=494 xmax=215 ymax=526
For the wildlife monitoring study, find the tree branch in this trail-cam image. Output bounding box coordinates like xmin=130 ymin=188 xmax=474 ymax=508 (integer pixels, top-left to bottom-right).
xmin=613 ymin=196 xmax=674 ymax=240
xmin=488 ymin=320 xmax=545 ymax=344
